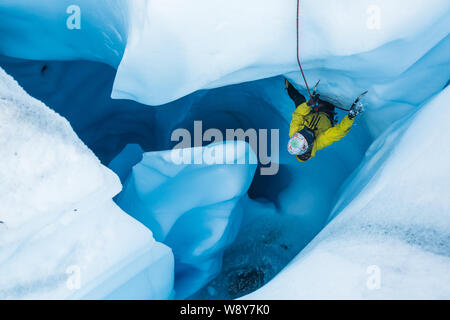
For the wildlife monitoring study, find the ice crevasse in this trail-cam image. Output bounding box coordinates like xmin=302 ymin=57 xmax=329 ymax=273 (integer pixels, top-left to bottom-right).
xmin=0 ymin=0 xmax=449 ymax=299
xmin=0 ymin=66 xmax=257 ymax=299
xmin=245 ymin=87 xmax=450 ymax=299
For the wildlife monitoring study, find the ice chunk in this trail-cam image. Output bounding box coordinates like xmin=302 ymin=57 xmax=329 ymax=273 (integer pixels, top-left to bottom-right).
xmin=0 ymin=68 xmax=174 ymax=299
xmin=244 ymin=88 xmax=450 ymax=299
xmin=115 ymin=141 xmax=258 ymax=298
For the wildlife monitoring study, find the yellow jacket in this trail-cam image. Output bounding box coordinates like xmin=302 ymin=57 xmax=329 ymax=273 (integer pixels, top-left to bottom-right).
xmin=289 ymin=102 xmax=354 ymax=161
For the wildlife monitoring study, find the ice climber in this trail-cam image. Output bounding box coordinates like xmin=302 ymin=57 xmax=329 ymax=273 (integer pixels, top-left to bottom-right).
xmin=286 ymin=79 xmax=364 ymax=162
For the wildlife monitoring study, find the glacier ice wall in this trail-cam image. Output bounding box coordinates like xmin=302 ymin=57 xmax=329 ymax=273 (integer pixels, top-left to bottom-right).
xmin=1 ymin=0 xmax=448 ymax=136
xmin=0 ymin=0 xmax=128 ymax=67
xmin=245 ymin=88 xmax=450 ymax=299
xmin=0 ymin=55 xmax=373 ymax=298
xmin=0 ymin=55 xmax=371 ymax=228
xmin=113 ymin=1 xmax=449 ymax=108
xmin=114 ymin=0 xmax=449 ymax=138
xmin=0 ymin=67 xmax=174 ymax=299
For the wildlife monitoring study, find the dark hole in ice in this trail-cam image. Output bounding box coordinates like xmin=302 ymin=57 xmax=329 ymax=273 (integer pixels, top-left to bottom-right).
xmin=227 ymin=267 xmax=266 ymax=297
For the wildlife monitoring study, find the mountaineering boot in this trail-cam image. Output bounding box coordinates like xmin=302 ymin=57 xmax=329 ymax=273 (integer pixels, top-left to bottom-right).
xmin=285 ymin=79 xmax=306 ymax=107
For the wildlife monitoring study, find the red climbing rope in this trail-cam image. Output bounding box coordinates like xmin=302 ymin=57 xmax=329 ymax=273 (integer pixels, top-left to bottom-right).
xmin=296 ymin=0 xmax=312 ymax=100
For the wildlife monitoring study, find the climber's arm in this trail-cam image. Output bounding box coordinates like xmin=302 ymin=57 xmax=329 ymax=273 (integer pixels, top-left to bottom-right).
xmin=315 ymin=115 xmax=354 ymax=150
xmin=289 ymin=102 xmax=311 ymax=137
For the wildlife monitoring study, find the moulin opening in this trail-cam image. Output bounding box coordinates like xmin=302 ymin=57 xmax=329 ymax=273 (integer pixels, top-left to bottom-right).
xmin=0 ymin=56 xmax=371 ymax=299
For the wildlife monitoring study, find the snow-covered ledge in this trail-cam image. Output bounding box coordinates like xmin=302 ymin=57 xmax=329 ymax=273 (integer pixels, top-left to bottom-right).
xmin=0 ymin=68 xmax=174 ymax=299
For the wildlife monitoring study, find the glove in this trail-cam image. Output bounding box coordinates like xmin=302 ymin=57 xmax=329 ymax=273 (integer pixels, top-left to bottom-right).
xmin=348 ymin=102 xmax=364 ymax=120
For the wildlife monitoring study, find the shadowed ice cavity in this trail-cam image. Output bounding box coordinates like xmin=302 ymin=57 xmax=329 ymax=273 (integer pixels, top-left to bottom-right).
xmin=115 ymin=141 xmax=257 ymax=299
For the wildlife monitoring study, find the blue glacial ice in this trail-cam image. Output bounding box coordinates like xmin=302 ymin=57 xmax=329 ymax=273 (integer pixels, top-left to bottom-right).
xmin=0 ymin=0 xmax=449 ymax=299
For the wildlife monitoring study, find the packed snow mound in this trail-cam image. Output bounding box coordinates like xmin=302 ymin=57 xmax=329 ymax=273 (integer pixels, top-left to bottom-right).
xmin=114 ymin=141 xmax=258 ymax=298
xmin=244 ymin=87 xmax=450 ymax=299
xmin=0 ymin=68 xmax=174 ymax=299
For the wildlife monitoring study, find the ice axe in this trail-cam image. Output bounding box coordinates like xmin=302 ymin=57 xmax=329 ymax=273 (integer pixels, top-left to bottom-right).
xmin=335 ymin=91 xmax=368 ymax=111
xmin=312 ymin=80 xmax=320 ymax=97
xmin=308 ymin=80 xmax=320 ymax=106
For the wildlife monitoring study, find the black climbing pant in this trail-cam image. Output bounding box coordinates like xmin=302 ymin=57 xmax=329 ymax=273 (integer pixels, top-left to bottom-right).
xmin=286 ymin=80 xmax=306 ymax=108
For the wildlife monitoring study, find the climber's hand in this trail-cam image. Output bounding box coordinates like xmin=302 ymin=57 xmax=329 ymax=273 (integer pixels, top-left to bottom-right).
xmin=348 ymin=102 xmax=364 ymax=120
xmin=307 ymin=94 xmax=319 ymax=106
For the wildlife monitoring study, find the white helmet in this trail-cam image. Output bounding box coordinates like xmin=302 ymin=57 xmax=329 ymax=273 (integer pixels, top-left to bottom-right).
xmin=287 ymin=132 xmax=310 ymax=155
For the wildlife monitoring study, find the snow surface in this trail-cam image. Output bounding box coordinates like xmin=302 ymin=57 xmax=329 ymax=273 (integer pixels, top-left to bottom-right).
xmin=0 ymin=68 xmax=174 ymax=299
xmin=244 ymin=88 xmax=450 ymax=299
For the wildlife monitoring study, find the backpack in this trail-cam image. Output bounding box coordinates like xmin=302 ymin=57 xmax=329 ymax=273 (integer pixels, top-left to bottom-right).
xmin=311 ymin=99 xmax=338 ymax=126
